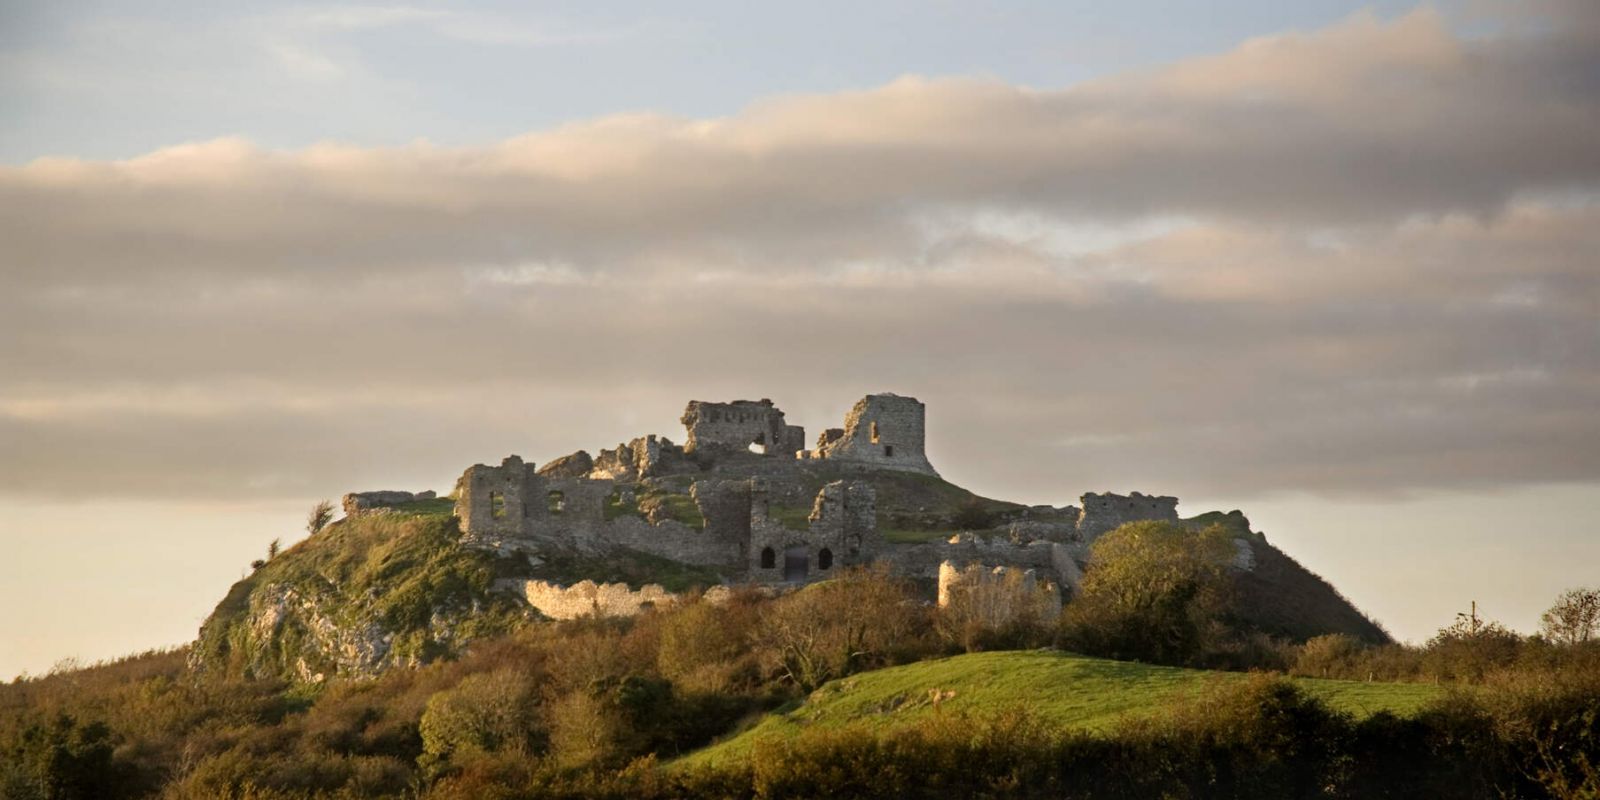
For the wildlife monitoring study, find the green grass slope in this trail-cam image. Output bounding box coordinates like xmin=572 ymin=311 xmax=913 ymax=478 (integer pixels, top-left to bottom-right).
xmin=680 ymin=650 xmax=1442 ymax=769
xmin=193 ymin=511 xmax=533 ymax=680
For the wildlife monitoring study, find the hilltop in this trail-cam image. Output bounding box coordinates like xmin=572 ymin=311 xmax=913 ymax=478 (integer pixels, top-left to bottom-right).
xmin=194 ymin=393 xmax=1387 ymax=681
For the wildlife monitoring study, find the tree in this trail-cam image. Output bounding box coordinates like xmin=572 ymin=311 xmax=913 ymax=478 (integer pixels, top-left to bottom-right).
xmin=1424 ymin=601 xmax=1521 ymax=681
xmin=1059 ymin=521 xmax=1237 ymax=665
xmin=419 ymin=669 xmax=541 ymax=774
xmin=1 ymin=713 xmax=120 ymax=800
xmin=266 ymin=538 xmax=280 ymax=561
xmin=936 ymin=565 xmax=1057 ymax=652
xmin=754 ymin=565 xmax=925 ymax=691
xmin=306 ymin=499 xmax=335 ymax=536
xmin=1541 ymin=587 xmax=1600 ymax=646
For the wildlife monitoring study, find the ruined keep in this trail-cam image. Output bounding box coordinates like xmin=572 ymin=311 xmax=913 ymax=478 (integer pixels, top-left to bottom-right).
xmin=416 ymin=393 xmax=1201 ymax=591
xmin=681 ymin=399 xmax=806 ymax=457
xmin=807 ymin=393 xmax=938 ymax=476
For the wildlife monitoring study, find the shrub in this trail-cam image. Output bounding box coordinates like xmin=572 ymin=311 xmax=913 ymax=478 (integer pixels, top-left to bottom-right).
xmin=754 ymin=566 xmax=930 ymax=691
xmin=1059 ymin=521 xmax=1236 ymax=666
xmin=419 ymin=669 xmax=542 ymax=775
xmin=935 ymin=565 xmax=1056 ymax=653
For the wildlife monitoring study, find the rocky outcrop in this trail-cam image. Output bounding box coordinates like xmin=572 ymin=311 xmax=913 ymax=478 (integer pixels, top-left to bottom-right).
xmin=190 ymin=514 xmax=532 ymax=681
xmin=537 ymin=451 xmax=594 ymax=479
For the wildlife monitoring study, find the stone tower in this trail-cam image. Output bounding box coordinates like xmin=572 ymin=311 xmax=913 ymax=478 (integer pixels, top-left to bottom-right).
xmin=813 ymin=393 xmax=938 ymax=476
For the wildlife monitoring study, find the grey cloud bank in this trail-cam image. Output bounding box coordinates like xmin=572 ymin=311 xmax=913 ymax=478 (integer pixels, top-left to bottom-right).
xmin=1 ymin=5 xmax=1597 ymax=507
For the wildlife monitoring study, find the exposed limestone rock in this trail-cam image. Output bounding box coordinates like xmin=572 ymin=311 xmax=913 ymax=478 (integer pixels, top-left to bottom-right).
xmin=537 ymin=451 xmax=593 ymax=479
xmin=591 ymin=435 xmax=679 ymax=481
xmin=1231 ymin=539 xmax=1257 ymax=570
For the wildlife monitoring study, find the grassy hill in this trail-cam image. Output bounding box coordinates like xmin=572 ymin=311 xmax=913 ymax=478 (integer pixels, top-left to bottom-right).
xmin=192 ymin=512 xmax=535 ymax=680
xmin=679 ymin=649 xmax=1442 ymax=769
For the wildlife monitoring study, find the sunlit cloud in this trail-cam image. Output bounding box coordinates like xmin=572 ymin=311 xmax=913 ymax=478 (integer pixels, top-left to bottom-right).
xmin=0 ymin=3 xmax=1595 ymax=506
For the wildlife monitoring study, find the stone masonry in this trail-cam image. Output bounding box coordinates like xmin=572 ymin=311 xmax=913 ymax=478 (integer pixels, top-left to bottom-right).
xmin=340 ymin=490 xmax=435 ymax=517
xmin=680 ymin=399 xmax=806 ymax=457
xmin=453 ymin=452 xmax=883 ymax=583
xmin=937 ymin=561 xmax=1064 ymax=623
xmin=1077 ymin=491 xmax=1179 ymax=541
xmin=808 ymin=393 xmax=938 ymax=476
xmin=436 ymin=394 xmax=1218 ymax=595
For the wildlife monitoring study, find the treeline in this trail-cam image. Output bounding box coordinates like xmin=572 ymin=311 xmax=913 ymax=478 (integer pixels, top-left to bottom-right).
xmin=2 ymin=523 xmax=1598 ymax=798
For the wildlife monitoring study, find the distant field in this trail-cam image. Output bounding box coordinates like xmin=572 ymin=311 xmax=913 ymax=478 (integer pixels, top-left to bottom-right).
xmin=679 ymin=650 xmax=1443 ymax=769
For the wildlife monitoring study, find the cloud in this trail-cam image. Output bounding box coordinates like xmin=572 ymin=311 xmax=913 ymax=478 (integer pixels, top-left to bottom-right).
xmin=283 ymin=5 xmax=640 ymax=47
xmin=0 ymin=5 xmax=1596 ymax=505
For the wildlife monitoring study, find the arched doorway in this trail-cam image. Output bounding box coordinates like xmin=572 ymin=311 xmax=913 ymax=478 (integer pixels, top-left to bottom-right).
xmin=783 ymin=545 xmax=809 ymax=582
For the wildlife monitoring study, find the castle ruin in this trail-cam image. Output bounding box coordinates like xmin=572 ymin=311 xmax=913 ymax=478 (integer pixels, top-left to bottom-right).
xmin=803 ymin=393 xmax=938 ymax=476
xmin=350 ymin=393 xmax=1209 ymax=594
xmin=681 ymin=399 xmax=806 ymax=457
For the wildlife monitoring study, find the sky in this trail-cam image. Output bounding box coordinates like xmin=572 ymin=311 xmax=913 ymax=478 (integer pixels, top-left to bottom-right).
xmin=1 ymin=0 xmax=1598 ymax=679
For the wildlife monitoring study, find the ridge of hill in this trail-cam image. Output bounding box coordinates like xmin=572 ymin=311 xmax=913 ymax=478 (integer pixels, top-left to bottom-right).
xmin=678 ymin=649 xmax=1443 ymax=769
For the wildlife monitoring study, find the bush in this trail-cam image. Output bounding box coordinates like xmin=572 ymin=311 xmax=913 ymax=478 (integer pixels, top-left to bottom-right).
xmin=1058 ymin=521 xmax=1236 ymax=666
xmin=935 ymin=565 xmax=1056 ymax=653
xmin=418 ymin=669 xmax=542 ymax=775
xmin=754 ymin=566 xmax=931 ymax=691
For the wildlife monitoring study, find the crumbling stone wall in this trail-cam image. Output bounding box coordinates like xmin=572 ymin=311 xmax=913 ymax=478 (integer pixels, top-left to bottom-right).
xmin=514 ymin=579 xmax=678 ymax=619
xmin=601 ymin=516 xmax=741 ymax=565
xmin=1075 ymin=491 xmax=1179 ymax=541
xmin=810 ymin=393 xmax=938 ymax=476
xmin=692 ymin=479 xmax=753 ymax=544
xmin=454 ymin=456 xmax=615 ymax=547
xmin=456 ymin=455 xmax=747 ymax=564
xmin=499 ymin=580 xmax=757 ymax=620
xmin=456 ymin=456 xmax=541 ymax=540
xmin=937 ymin=562 xmax=1063 ymax=623
xmin=680 ymin=399 xmax=805 ymax=457
xmin=748 ymin=479 xmax=879 ymax=583
xmin=888 ymin=533 xmax=1057 ymax=580
xmin=529 ymin=477 xmax=612 ymax=539
xmin=1051 ymin=542 xmax=1085 ymax=595
xmin=341 ymin=490 xmax=435 ymax=517
xmin=590 ymin=435 xmax=682 ymax=481
xmin=808 ymin=480 xmax=878 ymax=563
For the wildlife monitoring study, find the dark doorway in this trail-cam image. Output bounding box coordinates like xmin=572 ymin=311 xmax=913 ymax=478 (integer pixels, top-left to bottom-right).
xmin=759 ymin=547 xmax=776 ymax=569
xmin=783 ymin=545 xmax=809 ymax=582
xmin=818 ymin=547 xmax=833 ymax=571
